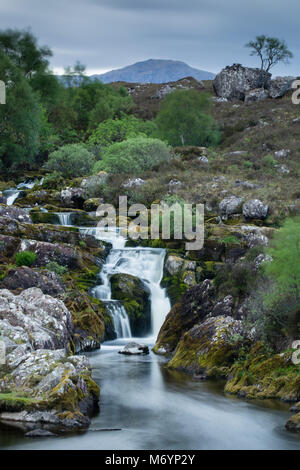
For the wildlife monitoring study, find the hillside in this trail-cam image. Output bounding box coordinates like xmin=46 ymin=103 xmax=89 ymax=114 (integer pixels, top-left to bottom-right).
xmin=92 ymin=59 xmax=215 ymax=84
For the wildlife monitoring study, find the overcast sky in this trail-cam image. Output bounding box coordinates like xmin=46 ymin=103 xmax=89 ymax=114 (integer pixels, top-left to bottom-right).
xmin=0 ymin=0 xmax=299 ymax=76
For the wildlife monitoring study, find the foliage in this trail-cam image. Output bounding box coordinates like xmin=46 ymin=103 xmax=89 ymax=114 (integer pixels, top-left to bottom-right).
xmin=214 ymin=262 xmax=256 ymax=299
xmin=15 ymin=251 xmax=36 ymax=267
xmin=88 ymin=114 xmax=156 ymax=147
xmin=45 ymin=144 xmax=95 ymax=178
xmin=46 ymin=261 xmax=68 ymax=277
xmin=93 ymin=136 xmax=172 ymax=174
xmin=245 ymin=35 xmax=293 ymax=73
xmin=155 ymin=89 xmax=221 ymax=147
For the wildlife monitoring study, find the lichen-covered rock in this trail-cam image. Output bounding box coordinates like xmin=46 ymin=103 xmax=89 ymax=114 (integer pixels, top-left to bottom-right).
xmin=219 ymin=196 xmax=243 ymax=219
xmin=244 ymin=88 xmax=268 ymax=103
xmin=60 ymin=187 xmax=85 ymax=208
xmin=0 ymin=288 xmax=73 ymax=351
xmin=164 ymin=255 xmax=184 ymax=276
xmin=19 ymin=239 xmax=83 ymax=269
xmin=0 ymin=349 xmax=99 ymax=431
xmin=242 ymin=199 xmax=269 ymax=220
xmin=286 ymin=413 xmax=300 ymax=433
xmin=168 ymin=315 xmax=246 ymax=377
xmin=0 ymin=267 xmax=65 ymax=297
xmin=153 ymin=280 xmax=215 ymax=355
xmin=83 ymin=198 xmax=103 ymax=212
xmin=269 ymin=76 xmax=295 ymax=99
xmin=0 ymin=235 xmax=20 ymax=260
xmin=0 ymin=204 xmax=31 ymax=223
xmin=122 ymin=178 xmax=146 ymax=188
xmin=110 ymin=273 xmax=151 ymax=336
xmin=213 ymin=64 xmax=271 ymax=100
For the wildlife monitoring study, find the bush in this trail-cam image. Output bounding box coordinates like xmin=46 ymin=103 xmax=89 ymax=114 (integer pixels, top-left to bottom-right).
xmin=15 ymin=251 xmax=36 ymax=267
xmin=88 ymin=114 xmax=156 ymax=148
xmin=93 ymin=136 xmax=172 ymax=174
xmin=45 ymin=143 xmax=95 ymax=178
xmin=46 ymin=261 xmax=68 ymax=276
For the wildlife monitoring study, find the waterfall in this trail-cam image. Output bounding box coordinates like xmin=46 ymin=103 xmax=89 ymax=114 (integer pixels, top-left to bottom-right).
xmin=105 ymin=301 xmax=132 ymax=338
xmin=55 ymin=212 xmax=73 ymax=226
xmin=3 ymin=189 xmax=21 ymax=206
xmin=81 ymin=227 xmax=171 ymax=338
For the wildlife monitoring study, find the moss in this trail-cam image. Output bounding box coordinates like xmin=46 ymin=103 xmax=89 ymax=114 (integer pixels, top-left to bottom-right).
xmin=0 ymin=393 xmax=44 ymax=412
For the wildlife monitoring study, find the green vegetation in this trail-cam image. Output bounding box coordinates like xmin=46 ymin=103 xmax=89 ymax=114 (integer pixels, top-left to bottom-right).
xmin=93 ymin=136 xmax=172 ymax=174
xmin=15 ymin=250 xmax=37 ymax=267
xmin=156 ymin=89 xmax=221 ymax=147
xmin=46 ymin=261 xmax=68 ymax=276
xmin=245 ymin=35 xmax=293 ymax=74
xmin=45 ymin=144 xmax=95 ymax=178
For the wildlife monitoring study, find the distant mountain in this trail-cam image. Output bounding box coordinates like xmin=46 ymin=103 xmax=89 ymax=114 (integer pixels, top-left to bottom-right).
xmin=91 ymin=59 xmax=215 ymax=84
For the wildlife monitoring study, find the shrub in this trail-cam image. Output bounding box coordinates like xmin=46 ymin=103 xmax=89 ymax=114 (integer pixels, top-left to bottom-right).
xmin=46 ymin=261 xmax=68 ymax=276
xmin=45 ymin=144 xmax=95 ymax=178
xmin=93 ymin=136 xmax=172 ymax=174
xmin=88 ymin=114 xmax=157 ymax=148
xmin=15 ymin=251 xmax=36 ymax=267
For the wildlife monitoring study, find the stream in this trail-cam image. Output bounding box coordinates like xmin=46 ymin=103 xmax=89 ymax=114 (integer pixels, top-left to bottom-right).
xmin=1 ymin=211 xmax=300 ymax=449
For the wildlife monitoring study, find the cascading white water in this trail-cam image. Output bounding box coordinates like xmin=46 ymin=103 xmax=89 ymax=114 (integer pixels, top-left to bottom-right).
xmin=80 ymin=227 xmax=171 ymax=338
xmin=3 ymin=189 xmax=21 ymax=206
xmin=55 ymin=212 xmax=73 ymax=226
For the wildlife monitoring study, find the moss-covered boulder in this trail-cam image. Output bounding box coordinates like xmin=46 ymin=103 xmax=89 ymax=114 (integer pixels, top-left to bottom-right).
xmin=286 ymin=413 xmax=300 ymax=433
xmin=110 ymin=273 xmax=151 ymax=336
xmin=153 ymin=280 xmax=215 ymax=355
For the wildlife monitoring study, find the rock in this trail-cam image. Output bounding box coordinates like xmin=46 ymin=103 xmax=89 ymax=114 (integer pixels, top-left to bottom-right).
xmin=290 ymin=402 xmax=300 ymax=413
xmin=274 ymin=149 xmax=290 ymax=159
xmin=153 ymin=280 xmax=215 ymax=355
xmin=197 ymin=156 xmax=209 ymax=163
xmin=269 ymin=76 xmax=295 ymax=99
xmin=118 ymin=342 xmax=149 ymax=355
xmin=277 ymin=164 xmax=290 ymax=174
xmin=244 ymin=88 xmax=268 ymax=103
xmin=110 ymin=273 xmax=151 ymax=336
xmin=0 ymin=204 xmax=31 ymax=223
xmin=211 ymin=295 xmax=234 ymax=317
xmin=25 ymin=429 xmax=56 ymax=437
xmin=286 ymin=413 xmax=300 ymax=433
xmin=164 ymin=255 xmax=184 ymax=276
xmin=80 ymin=172 xmax=108 ymax=198
xmin=122 ymin=178 xmax=146 ymax=188
xmin=0 ymin=349 xmax=99 ymax=431
xmin=213 ymin=64 xmax=271 ymax=100
xmin=0 ymin=288 xmax=73 ymax=351
xmin=60 ymin=187 xmax=85 ymax=208
xmin=0 ymin=267 xmax=65 ymax=297
xmin=168 ymin=179 xmax=182 ymax=192
xmin=83 ymin=198 xmax=104 ymax=212
xmin=253 ymin=254 xmax=273 ymax=269
xmin=242 ymin=199 xmax=269 ymax=219
xmin=19 ymin=239 xmax=82 ymax=269
xmin=219 ymin=196 xmax=243 ymax=219
xmin=168 ymin=315 xmax=246 ymax=376
xmin=0 ymin=235 xmax=20 ymax=259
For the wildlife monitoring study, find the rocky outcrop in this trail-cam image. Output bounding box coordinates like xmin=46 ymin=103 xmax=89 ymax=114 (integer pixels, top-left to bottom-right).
xmin=244 ymin=88 xmax=268 ymax=103
xmin=242 ymin=199 xmax=269 ymax=220
xmin=0 ymin=204 xmax=31 ymax=223
xmin=213 ymin=64 xmax=271 ymax=100
xmin=269 ymin=76 xmax=295 ymax=99
xmin=219 ymin=196 xmax=243 ymax=219
xmin=60 ymin=187 xmax=85 ymax=209
xmin=153 ymin=280 xmax=215 ymax=355
xmin=0 ymin=267 xmax=64 ymax=297
xmin=110 ymin=273 xmax=151 ymax=336
xmin=168 ymin=315 xmax=247 ymax=377
xmin=0 ymin=349 xmax=99 ymax=432
xmin=0 ymin=288 xmax=73 ymax=351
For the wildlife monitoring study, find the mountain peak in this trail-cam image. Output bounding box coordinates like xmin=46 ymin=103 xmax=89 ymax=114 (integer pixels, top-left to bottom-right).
xmin=91 ymin=59 xmax=215 ymax=84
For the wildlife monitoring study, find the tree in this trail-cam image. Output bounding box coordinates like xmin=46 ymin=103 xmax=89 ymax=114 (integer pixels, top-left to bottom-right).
xmin=155 ymin=90 xmax=220 ymax=147
xmin=0 ymin=51 xmax=44 ymax=169
xmin=0 ymin=29 xmax=52 ymax=78
xmin=45 ymin=144 xmax=95 ymax=178
xmin=245 ymin=35 xmax=293 ymax=74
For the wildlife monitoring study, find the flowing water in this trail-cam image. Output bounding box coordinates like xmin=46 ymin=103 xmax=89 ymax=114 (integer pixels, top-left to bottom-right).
xmin=1 ymin=216 xmax=300 ymax=449
xmin=3 ymin=178 xmax=42 ymax=206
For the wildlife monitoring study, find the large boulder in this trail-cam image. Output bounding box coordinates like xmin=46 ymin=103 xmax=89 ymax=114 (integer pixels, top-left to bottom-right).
xmin=242 ymin=199 xmax=269 ymax=220
xmin=118 ymin=342 xmax=149 ymax=355
xmin=0 ymin=349 xmax=99 ymax=432
xmin=153 ymin=280 xmax=215 ymax=355
xmin=213 ymin=64 xmax=271 ymax=100
xmin=0 ymin=205 xmax=31 ymax=223
xmin=19 ymin=239 xmax=83 ymax=269
xmin=0 ymin=267 xmax=64 ymax=297
xmin=110 ymin=273 xmax=151 ymax=336
xmin=219 ymin=196 xmax=243 ymax=219
xmin=0 ymin=288 xmax=73 ymax=351
xmin=60 ymin=187 xmax=85 ymax=209
xmin=269 ymin=76 xmax=295 ymax=99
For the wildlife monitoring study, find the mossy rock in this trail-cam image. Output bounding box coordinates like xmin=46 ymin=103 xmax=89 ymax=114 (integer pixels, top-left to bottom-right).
xmin=110 ymin=273 xmax=151 ymax=336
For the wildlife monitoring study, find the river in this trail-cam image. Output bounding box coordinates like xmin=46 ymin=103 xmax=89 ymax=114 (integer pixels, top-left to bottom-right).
xmin=0 ymin=213 xmax=300 ymax=449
